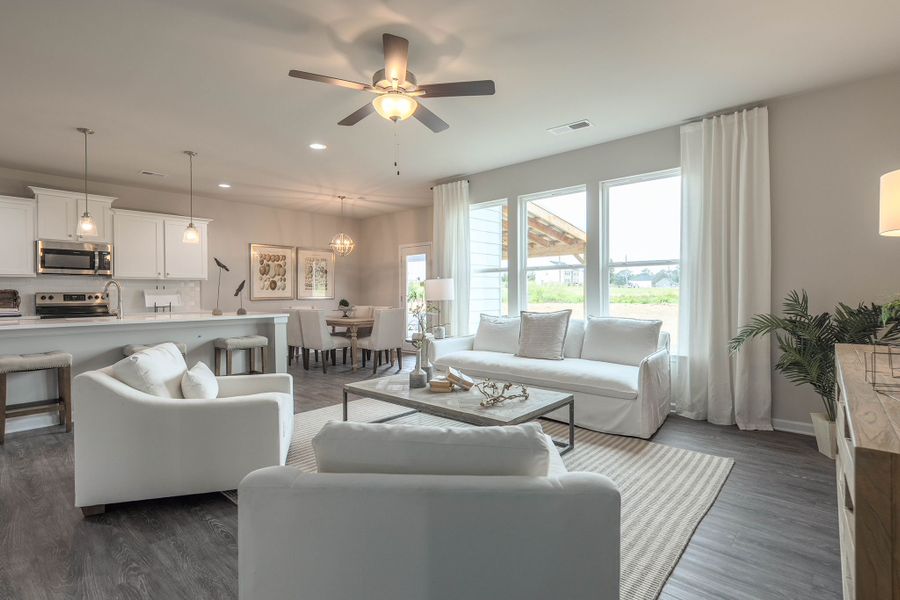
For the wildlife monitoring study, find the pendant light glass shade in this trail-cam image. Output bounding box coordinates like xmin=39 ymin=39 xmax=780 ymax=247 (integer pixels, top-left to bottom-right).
xmin=183 ymin=150 xmax=200 ymax=245
xmin=77 ymin=127 xmax=98 ymax=238
xmin=329 ymin=196 xmax=356 ymax=256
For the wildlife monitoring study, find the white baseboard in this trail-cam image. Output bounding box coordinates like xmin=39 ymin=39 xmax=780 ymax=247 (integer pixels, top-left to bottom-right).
xmin=771 ymin=418 xmax=814 ymax=436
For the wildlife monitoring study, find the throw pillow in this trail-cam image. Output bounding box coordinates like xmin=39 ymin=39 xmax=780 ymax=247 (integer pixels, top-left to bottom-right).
xmin=111 ymin=342 xmax=188 ymax=398
xmin=581 ymin=316 xmax=662 ymax=366
xmin=516 ymin=310 xmax=572 ymax=360
xmin=312 ymin=421 xmax=551 ymax=476
xmin=472 ymin=314 xmax=520 ymax=354
xmin=564 ymin=318 xmax=586 ymax=358
xmin=181 ymin=361 xmax=219 ymax=399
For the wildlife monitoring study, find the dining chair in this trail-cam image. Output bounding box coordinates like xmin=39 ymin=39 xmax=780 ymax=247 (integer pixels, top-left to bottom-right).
xmin=298 ymin=310 xmax=351 ymax=374
xmin=357 ymin=308 xmax=406 ymax=374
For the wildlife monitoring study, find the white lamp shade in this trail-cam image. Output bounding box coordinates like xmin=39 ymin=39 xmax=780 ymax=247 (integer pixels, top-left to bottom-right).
xmin=424 ymin=278 xmax=454 ymax=301
xmin=880 ymin=169 xmax=900 ymax=236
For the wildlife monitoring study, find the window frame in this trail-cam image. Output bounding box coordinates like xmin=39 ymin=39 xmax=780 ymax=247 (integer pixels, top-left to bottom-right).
xmin=469 ymin=198 xmax=510 ymax=324
xmin=600 ymin=168 xmax=681 ymax=314
xmin=517 ymin=184 xmax=588 ymax=313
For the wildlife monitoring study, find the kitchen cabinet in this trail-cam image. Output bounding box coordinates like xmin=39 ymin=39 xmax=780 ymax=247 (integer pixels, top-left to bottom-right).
xmin=112 ymin=209 xmax=210 ymax=280
xmin=29 ymin=186 xmax=114 ymax=243
xmin=0 ymin=196 xmax=36 ymax=276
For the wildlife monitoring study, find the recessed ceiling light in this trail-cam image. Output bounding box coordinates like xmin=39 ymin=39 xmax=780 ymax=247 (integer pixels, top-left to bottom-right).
xmin=309 ymin=143 xmax=327 ymax=150
xmin=218 ymin=183 xmax=232 ymax=189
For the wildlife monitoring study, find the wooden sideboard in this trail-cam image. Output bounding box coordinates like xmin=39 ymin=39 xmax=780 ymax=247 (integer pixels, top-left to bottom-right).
xmin=834 ymin=344 xmax=900 ymax=600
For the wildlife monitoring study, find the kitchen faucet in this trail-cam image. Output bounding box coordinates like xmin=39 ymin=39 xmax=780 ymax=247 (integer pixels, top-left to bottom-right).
xmin=103 ymin=279 xmax=124 ymax=320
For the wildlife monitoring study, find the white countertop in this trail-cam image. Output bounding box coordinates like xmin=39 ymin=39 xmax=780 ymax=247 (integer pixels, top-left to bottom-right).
xmin=0 ymin=311 xmax=289 ymax=331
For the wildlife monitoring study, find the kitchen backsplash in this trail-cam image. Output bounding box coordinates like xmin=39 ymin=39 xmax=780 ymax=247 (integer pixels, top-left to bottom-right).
xmin=0 ymin=276 xmax=201 ymax=316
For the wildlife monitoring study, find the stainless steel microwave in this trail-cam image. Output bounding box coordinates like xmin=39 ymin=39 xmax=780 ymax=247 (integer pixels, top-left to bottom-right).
xmin=36 ymin=240 xmax=112 ymax=276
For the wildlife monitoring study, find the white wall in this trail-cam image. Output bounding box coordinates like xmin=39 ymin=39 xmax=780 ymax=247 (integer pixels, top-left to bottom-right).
xmin=767 ymin=70 xmax=900 ymax=425
xmin=0 ymin=166 xmax=361 ymax=316
xmin=357 ymin=206 xmax=434 ymax=307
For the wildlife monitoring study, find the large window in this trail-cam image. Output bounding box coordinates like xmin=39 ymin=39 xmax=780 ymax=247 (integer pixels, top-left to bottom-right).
xmin=469 ymin=200 xmax=508 ymax=331
xmin=602 ymin=170 xmax=681 ymax=349
xmin=522 ymin=187 xmax=587 ymax=319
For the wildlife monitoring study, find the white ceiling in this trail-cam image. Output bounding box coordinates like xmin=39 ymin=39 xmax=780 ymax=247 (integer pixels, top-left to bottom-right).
xmin=2 ymin=0 xmax=900 ymax=218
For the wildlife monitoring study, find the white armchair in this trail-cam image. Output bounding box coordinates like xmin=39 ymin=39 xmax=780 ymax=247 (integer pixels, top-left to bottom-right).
xmin=357 ymin=307 xmax=406 ymax=373
xmin=73 ymin=368 xmax=294 ymax=515
xmin=239 ymin=464 xmax=620 ymax=600
xmin=298 ymin=310 xmax=351 ymax=374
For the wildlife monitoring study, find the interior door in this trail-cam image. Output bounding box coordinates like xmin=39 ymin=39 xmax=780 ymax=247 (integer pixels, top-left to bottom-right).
xmin=399 ymin=243 xmax=431 ymax=350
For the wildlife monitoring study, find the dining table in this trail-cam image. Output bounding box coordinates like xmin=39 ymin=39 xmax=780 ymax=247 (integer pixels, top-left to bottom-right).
xmin=325 ymin=316 xmax=374 ymax=371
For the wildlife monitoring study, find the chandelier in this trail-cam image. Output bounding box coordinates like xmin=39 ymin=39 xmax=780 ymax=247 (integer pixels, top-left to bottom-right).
xmin=330 ymin=196 xmax=356 ymax=256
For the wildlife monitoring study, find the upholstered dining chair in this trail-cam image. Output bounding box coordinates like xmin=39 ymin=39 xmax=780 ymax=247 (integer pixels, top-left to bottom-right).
xmin=298 ymin=310 xmax=351 ymax=374
xmin=357 ymin=308 xmax=406 ymax=374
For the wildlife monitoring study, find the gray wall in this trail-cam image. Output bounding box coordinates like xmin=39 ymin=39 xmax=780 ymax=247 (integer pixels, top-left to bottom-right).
xmin=0 ymin=166 xmax=361 ymax=315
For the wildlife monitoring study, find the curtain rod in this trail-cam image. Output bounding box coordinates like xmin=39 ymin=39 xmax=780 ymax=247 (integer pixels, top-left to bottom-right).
xmin=684 ymin=103 xmax=765 ymax=124
xmin=430 ymin=179 xmax=469 ymax=191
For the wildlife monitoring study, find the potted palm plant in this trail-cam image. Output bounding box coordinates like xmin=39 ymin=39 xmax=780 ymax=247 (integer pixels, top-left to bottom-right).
xmin=730 ymin=290 xmax=899 ymax=458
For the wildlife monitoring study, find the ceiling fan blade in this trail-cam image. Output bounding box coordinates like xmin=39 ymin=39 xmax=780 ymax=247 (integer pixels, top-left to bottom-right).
xmin=338 ymin=103 xmax=376 ymax=126
xmin=418 ymin=80 xmax=495 ymax=98
xmin=288 ymin=70 xmax=371 ymax=91
xmin=413 ymin=102 xmax=449 ymax=133
xmin=382 ymin=33 xmax=409 ymax=84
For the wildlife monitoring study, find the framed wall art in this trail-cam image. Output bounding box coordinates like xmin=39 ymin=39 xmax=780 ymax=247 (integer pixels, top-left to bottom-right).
xmin=249 ymin=243 xmax=295 ymax=300
xmin=296 ymin=248 xmax=335 ymax=300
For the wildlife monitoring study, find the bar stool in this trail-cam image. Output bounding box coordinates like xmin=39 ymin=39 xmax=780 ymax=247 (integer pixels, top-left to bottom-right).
xmin=214 ymin=335 xmax=269 ymax=376
xmin=0 ymin=351 xmax=73 ymax=445
xmin=123 ymin=342 xmax=188 ymax=357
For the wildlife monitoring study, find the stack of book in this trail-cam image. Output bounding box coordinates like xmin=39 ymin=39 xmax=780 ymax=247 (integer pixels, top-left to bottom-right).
xmin=447 ymin=367 xmax=475 ymax=390
xmin=429 ymin=377 xmax=453 ymax=393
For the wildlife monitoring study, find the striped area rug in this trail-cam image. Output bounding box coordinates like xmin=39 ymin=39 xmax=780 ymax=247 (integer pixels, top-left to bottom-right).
xmin=225 ymin=398 xmax=734 ymax=600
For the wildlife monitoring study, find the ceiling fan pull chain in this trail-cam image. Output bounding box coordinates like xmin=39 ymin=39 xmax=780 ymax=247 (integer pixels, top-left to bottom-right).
xmin=394 ymin=127 xmax=400 ymax=176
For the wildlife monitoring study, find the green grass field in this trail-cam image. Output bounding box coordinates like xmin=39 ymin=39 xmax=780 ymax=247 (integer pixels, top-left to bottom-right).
xmin=526 ymin=283 xmax=678 ymax=305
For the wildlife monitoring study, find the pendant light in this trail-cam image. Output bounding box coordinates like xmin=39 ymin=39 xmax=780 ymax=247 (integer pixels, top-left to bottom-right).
xmin=183 ymin=150 xmax=200 ymax=244
xmin=329 ymin=196 xmax=356 ymax=256
xmin=76 ymin=127 xmax=98 ymax=237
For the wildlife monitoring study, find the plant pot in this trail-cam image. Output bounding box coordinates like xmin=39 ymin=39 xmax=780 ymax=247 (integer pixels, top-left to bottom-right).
xmin=810 ymin=412 xmax=836 ymax=459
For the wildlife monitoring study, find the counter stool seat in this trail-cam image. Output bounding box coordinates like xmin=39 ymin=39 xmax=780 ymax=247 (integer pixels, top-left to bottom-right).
xmin=214 ymin=335 xmax=269 ymax=375
xmin=0 ymin=351 xmax=73 ymax=444
xmin=123 ymin=342 xmax=187 ymax=357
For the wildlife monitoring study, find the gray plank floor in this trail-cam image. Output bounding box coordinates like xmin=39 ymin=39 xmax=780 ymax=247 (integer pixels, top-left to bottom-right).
xmin=0 ymin=352 xmax=841 ymax=600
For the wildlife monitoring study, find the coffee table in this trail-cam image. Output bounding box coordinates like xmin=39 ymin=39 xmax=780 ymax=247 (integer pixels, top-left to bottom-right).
xmin=342 ymin=375 xmax=575 ymax=454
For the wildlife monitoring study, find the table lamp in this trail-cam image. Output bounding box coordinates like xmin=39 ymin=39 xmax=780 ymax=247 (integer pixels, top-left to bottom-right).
xmin=424 ymin=278 xmax=454 ymax=339
xmin=880 ymin=169 xmax=900 ymax=237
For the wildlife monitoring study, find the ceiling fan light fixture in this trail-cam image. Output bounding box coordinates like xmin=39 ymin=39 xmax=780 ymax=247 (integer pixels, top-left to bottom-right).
xmin=372 ymin=92 xmax=418 ymax=122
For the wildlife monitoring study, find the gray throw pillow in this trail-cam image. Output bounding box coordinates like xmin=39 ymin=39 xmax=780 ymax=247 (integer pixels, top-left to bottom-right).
xmin=516 ymin=310 xmax=572 ymax=360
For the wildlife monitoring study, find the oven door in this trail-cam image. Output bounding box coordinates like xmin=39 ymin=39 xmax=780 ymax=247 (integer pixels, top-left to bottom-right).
xmin=37 ymin=241 xmax=106 ymax=275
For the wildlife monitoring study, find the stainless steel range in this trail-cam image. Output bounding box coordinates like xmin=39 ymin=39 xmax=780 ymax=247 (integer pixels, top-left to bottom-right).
xmin=35 ymin=291 xmax=112 ymax=319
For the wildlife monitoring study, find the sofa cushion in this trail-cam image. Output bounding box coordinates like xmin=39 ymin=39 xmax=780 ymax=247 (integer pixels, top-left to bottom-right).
xmin=564 ymin=319 xmax=585 ymax=358
xmin=581 ymin=317 xmax=662 ymax=366
xmin=434 ymin=350 xmax=639 ymax=400
xmin=473 ymin=314 xmax=520 ymax=354
xmin=111 ymin=342 xmax=187 ymax=398
xmin=517 ymin=310 xmax=571 ymax=360
xmin=313 ymin=421 xmax=551 ymax=476
xmin=181 ymin=361 xmax=219 ymax=399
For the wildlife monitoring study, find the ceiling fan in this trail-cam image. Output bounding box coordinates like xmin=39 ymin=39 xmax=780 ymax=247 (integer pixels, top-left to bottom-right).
xmin=288 ymin=33 xmax=495 ymax=133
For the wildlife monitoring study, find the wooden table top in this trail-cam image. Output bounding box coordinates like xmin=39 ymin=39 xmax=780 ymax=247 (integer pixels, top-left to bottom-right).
xmin=325 ymin=317 xmax=374 ymax=327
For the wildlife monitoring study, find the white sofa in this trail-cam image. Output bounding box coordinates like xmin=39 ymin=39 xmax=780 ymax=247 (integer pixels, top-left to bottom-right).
xmin=238 ymin=425 xmax=620 ymax=600
xmin=74 ymin=357 xmax=294 ymax=513
xmin=432 ymin=317 xmax=671 ymax=439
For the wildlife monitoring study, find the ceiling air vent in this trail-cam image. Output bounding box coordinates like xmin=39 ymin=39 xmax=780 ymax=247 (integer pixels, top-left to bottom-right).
xmin=546 ymin=119 xmax=593 ymax=135
xmin=139 ymin=170 xmax=167 ymax=178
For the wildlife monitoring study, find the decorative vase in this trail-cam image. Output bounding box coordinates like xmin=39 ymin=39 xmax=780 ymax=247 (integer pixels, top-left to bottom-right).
xmin=810 ymin=412 xmax=837 ymax=459
xmin=409 ymin=348 xmax=427 ymax=388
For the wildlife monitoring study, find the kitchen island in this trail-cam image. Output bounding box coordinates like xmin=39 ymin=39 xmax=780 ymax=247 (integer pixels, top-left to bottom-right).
xmin=0 ymin=312 xmax=288 ymax=434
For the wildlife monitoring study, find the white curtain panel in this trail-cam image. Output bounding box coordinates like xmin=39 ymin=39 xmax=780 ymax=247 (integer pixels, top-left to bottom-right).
xmin=677 ymin=107 xmax=772 ymax=430
xmin=432 ymin=180 xmax=471 ymax=336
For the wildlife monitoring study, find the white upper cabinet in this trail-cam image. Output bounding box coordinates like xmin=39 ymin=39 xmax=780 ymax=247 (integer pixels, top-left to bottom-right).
xmin=163 ymin=218 xmax=208 ymax=280
xmin=0 ymin=196 xmax=36 ymax=276
xmin=113 ymin=211 xmax=164 ymax=279
xmin=29 ymin=186 xmax=114 ymax=243
xmin=112 ymin=209 xmax=210 ymax=280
